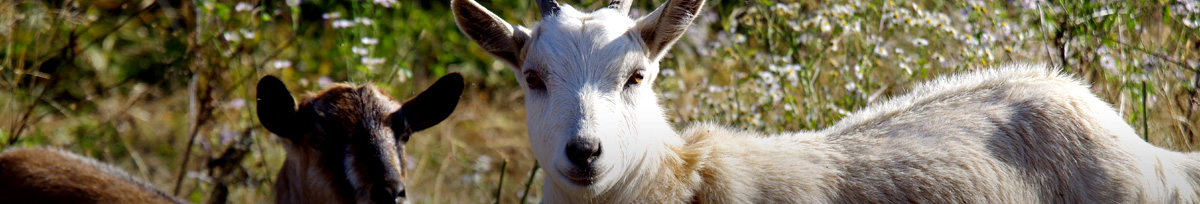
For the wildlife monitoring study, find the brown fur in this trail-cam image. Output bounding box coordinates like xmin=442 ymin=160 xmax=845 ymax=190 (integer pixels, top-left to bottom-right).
xmin=274 ymin=84 xmax=406 ymax=204
xmin=0 ymin=147 xmax=185 ymax=204
xmin=256 ymin=73 xmax=463 ymax=204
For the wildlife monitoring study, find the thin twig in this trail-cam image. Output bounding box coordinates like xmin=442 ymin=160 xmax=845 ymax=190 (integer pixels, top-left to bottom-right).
xmin=34 ymin=2 xmax=160 ymax=66
xmin=1035 ymin=1 xmax=1059 ymax=67
xmin=173 ymin=74 xmax=212 ymax=196
xmin=7 ymin=98 xmax=37 ymax=146
xmin=1076 ymin=32 xmax=1194 ymax=71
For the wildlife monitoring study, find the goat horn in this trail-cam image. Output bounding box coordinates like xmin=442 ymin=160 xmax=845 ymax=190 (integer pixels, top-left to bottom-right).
xmin=608 ymin=0 xmax=632 ymax=14
xmin=538 ymin=0 xmax=561 ymax=17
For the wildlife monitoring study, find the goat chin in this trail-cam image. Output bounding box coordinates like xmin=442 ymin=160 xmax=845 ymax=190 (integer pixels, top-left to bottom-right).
xmin=576 ymin=64 xmax=1200 ymax=203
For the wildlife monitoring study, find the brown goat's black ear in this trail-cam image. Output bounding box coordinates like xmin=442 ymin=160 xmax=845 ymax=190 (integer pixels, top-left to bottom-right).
xmin=257 ymin=75 xmax=299 ymax=139
xmin=394 ymin=73 xmax=465 ymax=135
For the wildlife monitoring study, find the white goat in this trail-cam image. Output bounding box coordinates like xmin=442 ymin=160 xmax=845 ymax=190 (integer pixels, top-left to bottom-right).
xmin=663 ymin=66 xmax=1200 ymax=203
xmin=453 ymin=0 xmax=695 ymax=202
xmin=452 ymin=0 xmax=1200 ymax=202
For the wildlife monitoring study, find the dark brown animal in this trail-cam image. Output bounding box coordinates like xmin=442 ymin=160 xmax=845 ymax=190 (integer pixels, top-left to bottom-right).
xmin=0 ymin=147 xmax=186 ymax=204
xmin=257 ymin=73 xmax=464 ymax=204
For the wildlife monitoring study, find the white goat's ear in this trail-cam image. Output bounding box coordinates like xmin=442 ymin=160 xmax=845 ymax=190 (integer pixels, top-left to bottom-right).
xmin=452 ymin=0 xmax=532 ymax=69
xmin=635 ymin=0 xmax=704 ymax=61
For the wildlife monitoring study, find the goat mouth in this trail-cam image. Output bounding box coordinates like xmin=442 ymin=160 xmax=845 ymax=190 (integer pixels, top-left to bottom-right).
xmin=559 ymin=166 xmax=600 ymax=186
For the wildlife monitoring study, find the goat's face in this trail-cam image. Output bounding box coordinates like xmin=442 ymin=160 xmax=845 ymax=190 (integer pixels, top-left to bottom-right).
xmin=453 ymin=0 xmax=703 ymax=195
xmin=256 ymin=73 xmax=464 ymax=204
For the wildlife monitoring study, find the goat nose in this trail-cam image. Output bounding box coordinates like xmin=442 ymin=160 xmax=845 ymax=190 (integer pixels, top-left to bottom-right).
xmin=564 ymin=138 xmax=602 ymax=168
xmin=370 ymin=184 xmax=404 ymax=203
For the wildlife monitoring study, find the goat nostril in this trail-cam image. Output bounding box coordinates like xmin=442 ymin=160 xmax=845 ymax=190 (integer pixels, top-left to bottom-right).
xmin=371 ymin=185 xmax=401 ymax=203
xmin=565 ymin=139 xmax=601 ymax=168
xmin=398 ymin=189 xmax=406 ymax=198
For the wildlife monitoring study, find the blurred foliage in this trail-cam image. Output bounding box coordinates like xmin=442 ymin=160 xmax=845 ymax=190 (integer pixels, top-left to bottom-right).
xmin=1 ymin=0 xmax=1198 ymax=203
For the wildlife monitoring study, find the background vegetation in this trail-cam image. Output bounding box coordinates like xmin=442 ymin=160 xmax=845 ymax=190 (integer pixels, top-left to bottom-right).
xmin=1 ymin=0 xmax=1197 ymax=203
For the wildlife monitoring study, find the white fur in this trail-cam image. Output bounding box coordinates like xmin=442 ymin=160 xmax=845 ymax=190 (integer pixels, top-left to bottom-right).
xmin=452 ymin=0 xmax=699 ymax=201
xmin=641 ymin=65 xmax=1200 ymax=203
xmin=520 ymin=7 xmax=681 ymax=202
xmin=455 ymin=0 xmax=1200 ymax=202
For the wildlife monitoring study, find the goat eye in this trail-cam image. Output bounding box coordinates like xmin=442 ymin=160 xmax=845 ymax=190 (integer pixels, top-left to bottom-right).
xmin=525 ymin=73 xmax=543 ymax=88
xmin=627 ymin=72 xmax=644 ymax=85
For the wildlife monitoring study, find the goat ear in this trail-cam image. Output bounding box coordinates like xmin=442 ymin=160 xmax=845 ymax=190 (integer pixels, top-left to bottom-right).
xmin=635 ymin=0 xmax=704 ymax=61
xmin=395 ymin=73 xmax=464 ymax=135
xmin=452 ymin=0 xmax=532 ymax=69
xmin=256 ymin=75 xmax=300 ymax=139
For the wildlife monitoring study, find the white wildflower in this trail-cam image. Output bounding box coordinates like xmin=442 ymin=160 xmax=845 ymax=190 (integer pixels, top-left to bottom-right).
xmin=866 ymin=35 xmax=883 ymax=44
xmin=361 ymin=37 xmax=378 ymax=45
xmin=361 ymin=57 xmax=385 ymax=65
xmin=228 ymin=98 xmax=246 ymax=109
xmin=874 ymin=46 xmax=890 ymax=57
xmin=773 ymin=3 xmax=792 ymax=13
xmin=845 ymin=20 xmax=862 ymax=33
xmin=962 ymin=34 xmax=979 ymax=46
xmin=1019 ymin=0 xmax=1042 ymax=10
xmin=272 ymin=60 xmax=292 ymax=69
xmin=1184 ymin=19 xmax=1199 ymax=28
xmin=899 ymin=62 xmax=913 ymax=75
xmin=830 ymin=4 xmax=854 ymax=15
xmin=239 ymin=29 xmax=255 ymax=39
xmin=374 ymin=0 xmax=397 ymax=8
xmin=1189 ymin=0 xmax=1200 ymax=13
xmin=852 ymin=64 xmax=864 ymax=80
xmin=981 ymin=33 xmax=996 ymax=44
xmin=661 ymin=68 xmax=677 ymax=77
xmin=322 ymin=12 xmax=340 ymax=19
xmin=332 ymin=19 xmax=355 ymax=28
xmin=757 ymin=71 xmax=778 ymax=84
xmin=222 ymin=32 xmax=240 ymax=41
xmin=355 ymin=17 xmax=373 ymax=26
xmin=396 ymin=69 xmax=411 ymax=83
xmin=911 ymin=38 xmax=929 ymax=47
xmin=474 ymin=155 xmax=493 ymax=172
xmin=1099 ymin=54 xmax=1117 ymax=72
xmin=786 ymin=20 xmax=801 ymax=31
xmin=352 ymin=46 xmax=369 ymax=55
xmin=235 ymin=2 xmax=254 ymax=12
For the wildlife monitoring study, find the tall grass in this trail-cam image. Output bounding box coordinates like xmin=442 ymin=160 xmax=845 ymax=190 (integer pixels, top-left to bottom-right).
xmin=0 ymin=0 xmax=1196 ymax=203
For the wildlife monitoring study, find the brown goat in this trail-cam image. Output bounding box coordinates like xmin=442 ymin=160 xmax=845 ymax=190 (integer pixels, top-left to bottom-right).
xmin=256 ymin=73 xmax=464 ymax=204
xmin=0 ymin=147 xmax=186 ymax=204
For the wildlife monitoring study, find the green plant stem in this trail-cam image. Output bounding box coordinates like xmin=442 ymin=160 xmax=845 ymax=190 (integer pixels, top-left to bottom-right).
xmin=520 ymin=161 xmax=539 ymax=204
xmin=494 ymin=160 xmax=508 ymax=204
xmin=1143 ymin=81 xmax=1149 ymax=141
